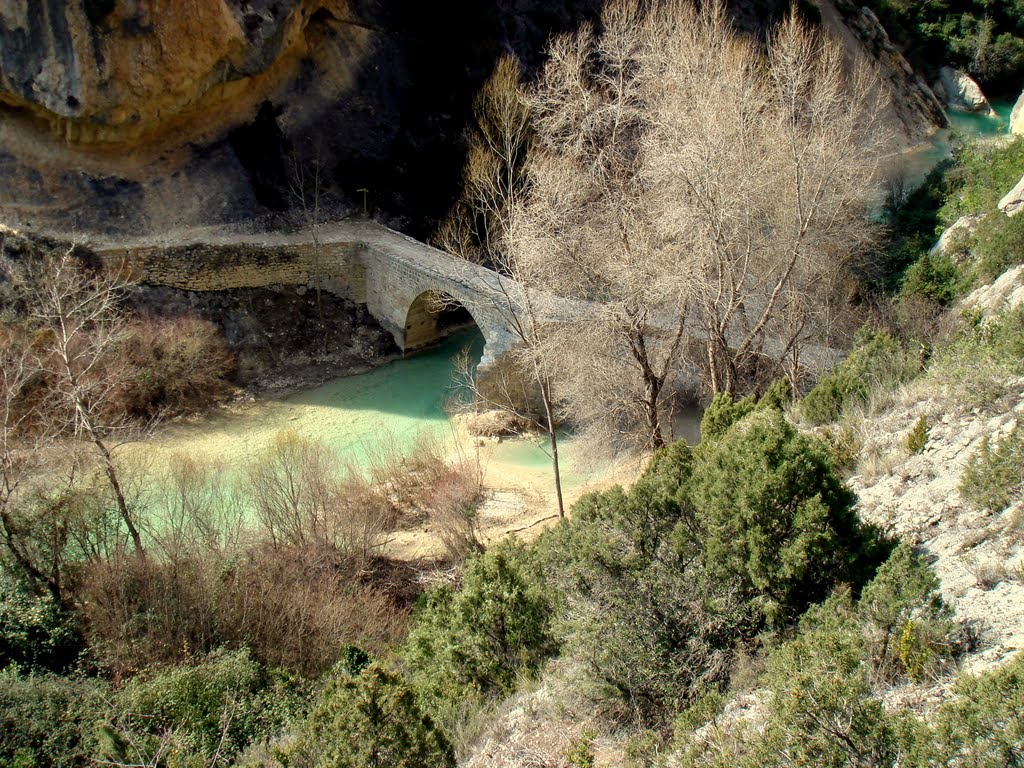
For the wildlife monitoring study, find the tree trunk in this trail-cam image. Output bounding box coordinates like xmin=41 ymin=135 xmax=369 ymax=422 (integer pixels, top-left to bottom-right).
xmin=627 ymin=327 xmax=666 ymax=450
xmin=537 ymin=374 xmax=565 ymax=519
xmin=80 ymin=404 xmax=145 ymax=557
xmin=644 ymin=377 xmax=665 ymax=450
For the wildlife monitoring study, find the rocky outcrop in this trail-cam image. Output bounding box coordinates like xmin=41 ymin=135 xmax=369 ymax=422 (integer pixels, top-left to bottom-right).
xmin=823 ymin=1 xmax=947 ymax=148
xmin=934 ymin=66 xmax=996 ymax=115
xmin=1012 ymin=89 xmax=1024 ymax=135
xmin=931 ymin=214 xmax=983 ymax=260
xmin=0 ymin=0 xmax=323 ymax=145
xmin=0 ymin=0 xmax=946 ymax=238
xmin=998 ymin=175 xmax=1024 ymax=217
xmin=0 ymin=0 xmax=611 ymax=238
xmin=962 ymin=264 xmax=1024 ymax=314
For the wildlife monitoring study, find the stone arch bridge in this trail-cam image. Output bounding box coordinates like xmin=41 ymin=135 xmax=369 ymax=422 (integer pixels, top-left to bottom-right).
xmin=96 ymin=220 xmax=538 ymax=366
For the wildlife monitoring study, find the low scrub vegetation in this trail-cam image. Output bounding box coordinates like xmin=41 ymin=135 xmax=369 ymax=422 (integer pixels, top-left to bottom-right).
xmin=960 ymin=423 xmax=1024 ymax=512
xmin=801 ymin=327 xmax=921 ymax=425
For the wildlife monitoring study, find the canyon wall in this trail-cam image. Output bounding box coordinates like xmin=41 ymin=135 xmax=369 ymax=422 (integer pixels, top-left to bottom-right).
xmin=0 ymin=0 xmax=945 ymax=239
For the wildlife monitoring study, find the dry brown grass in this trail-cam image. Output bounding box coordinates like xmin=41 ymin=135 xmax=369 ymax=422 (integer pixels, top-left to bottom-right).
xmin=79 ymin=541 xmax=409 ymax=677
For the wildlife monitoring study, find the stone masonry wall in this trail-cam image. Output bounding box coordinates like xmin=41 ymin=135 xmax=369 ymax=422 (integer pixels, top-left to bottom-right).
xmin=100 ymin=240 xmax=368 ymax=301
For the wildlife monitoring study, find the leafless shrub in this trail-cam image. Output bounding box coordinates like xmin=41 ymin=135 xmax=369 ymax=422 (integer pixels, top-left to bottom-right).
xmin=119 ymin=314 xmax=235 ymax=420
xmin=247 ymin=431 xmax=338 ymax=550
xmin=80 ymin=542 xmax=407 ymax=677
xmin=424 ymin=460 xmax=486 ymax=562
xmin=216 ymin=544 xmax=407 ymax=675
xmin=970 ymin=559 xmax=1009 ymax=590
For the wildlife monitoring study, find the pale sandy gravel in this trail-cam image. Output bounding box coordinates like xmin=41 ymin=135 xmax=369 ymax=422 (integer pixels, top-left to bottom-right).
xmin=386 ymin=433 xmax=647 ymax=561
xmin=849 ymin=388 xmax=1024 ymax=676
xmin=847 ymin=267 xmax=1024 ymax=678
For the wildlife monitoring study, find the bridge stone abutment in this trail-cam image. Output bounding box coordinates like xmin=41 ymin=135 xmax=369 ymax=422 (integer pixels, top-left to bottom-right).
xmin=358 ymin=235 xmax=517 ymax=366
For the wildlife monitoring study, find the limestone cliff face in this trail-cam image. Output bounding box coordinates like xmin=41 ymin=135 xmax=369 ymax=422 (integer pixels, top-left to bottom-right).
xmin=823 ymin=0 xmax=948 ymax=148
xmin=0 ymin=0 xmax=612 ymax=236
xmin=0 ymin=0 xmax=944 ymax=238
xmin=0 ymin=0 xmax=330 ymax=144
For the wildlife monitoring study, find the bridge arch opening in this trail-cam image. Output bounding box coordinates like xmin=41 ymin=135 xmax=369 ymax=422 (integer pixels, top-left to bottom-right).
xmin=404 ymin=290 xmax=481 ymax=353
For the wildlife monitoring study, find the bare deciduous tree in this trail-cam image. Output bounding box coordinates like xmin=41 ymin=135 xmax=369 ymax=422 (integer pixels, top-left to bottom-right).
xmin=433 ymin=55 xmax=532 ymax=267
xmin=509 ymin=0 xmax=696 ymax=452
xmin=644 ymin=1 xmax=888 ymax=394
xmin=288 ymin=148 xmax=330 ymax=346
xmin=20 ymin=248 xmax=148 ymax=555
xmin=503 ymin=0 xmax=887 ymax=461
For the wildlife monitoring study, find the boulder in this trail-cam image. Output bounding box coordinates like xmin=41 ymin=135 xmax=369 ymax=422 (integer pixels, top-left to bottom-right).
xmin=961 ymin=264 xmax=1024 ymax=315
xmin=931 ymin=214 xmax=983 ymax=259
xmin=998 ymin=174 xmax=1024 ymax=218
xmin=934 ymin=66 xmax=995 ymax=115
xmin=1012 ymin=89 xmax=1024 ymax=135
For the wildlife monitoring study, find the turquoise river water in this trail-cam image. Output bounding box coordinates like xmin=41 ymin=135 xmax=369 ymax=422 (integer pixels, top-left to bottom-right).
xmin=893 ymin=99 xmax=1015 ymax=189
xmin=140 ymin=331 xmax=599 ymax=492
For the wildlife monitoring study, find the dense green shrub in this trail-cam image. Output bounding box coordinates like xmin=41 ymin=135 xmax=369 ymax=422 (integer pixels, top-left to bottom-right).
xmin=801 ymin=326 xmax=921 ymax=424
xmin=914 ymin=652 xmax=1024 ymax=767
xmin=674 ymin=546 xmax=961 ymax=767
xmin=535 ymin=441 xmax=748 ymax=724
xmin=677 ymin=650 xmax=1024 ymax=768
xmin=973 ymin=209 xmax=1024 ymax=281
xmin=757 ymin=378 xmax=794 ymax=411
xmin=863 ymin=1 xmax=1024 ymax=93
xmin=940 ymin=138 xmax=1024 ymax=225
xmin=689 ymin=410 xmax=890 ymax=626
xmin=853 ymin=543 xmax=958 ymax=683
xmin=674 ymin=613 xmax=902 ymax=768
xmin=900 ymin=250 xmax=968 ymax=307
xmin=537 ymin=419 xmax=887 ymax=723
xmin=960 ymin=423 xmax=1024 ymax=512
xmin=699 ymin=393 xmax=757 ymax=442
xmin=295 ymin=663 xmax=454 ymax=768
xmin=699 ymin=380 xmax=791 ymax=444
xmin=0 ymin=668 xmax=108 ymax=768
xmin=402 ymin=540 xmax=554 ymax=726
xmin=905 ymin=415 xmax=930 ymax=454
xmin=758 ymin=619 xmax=901 ymax=768
xmin=107 ymin=649 xmax=308 ymax=768
xmin=0 ymin=575 xmax=81 ymax=673
xmin=800 ymin=369 xmax=864 ymax=425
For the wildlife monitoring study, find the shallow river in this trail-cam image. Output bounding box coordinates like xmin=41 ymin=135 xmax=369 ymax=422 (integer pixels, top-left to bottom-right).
xmin=140 ymin=330 xmax=702 ymax=499
xmin=891 ymin=99 xmax=1015 ymax=189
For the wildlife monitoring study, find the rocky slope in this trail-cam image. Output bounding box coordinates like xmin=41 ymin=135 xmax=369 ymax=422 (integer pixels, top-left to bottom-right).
xmin=0 ymin=0 xmax=945 ymax=240
xmin=848 ymin=267 xmax=1024 ymax=671
xmin=823 ymin=0 xmax=948 ymax=148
